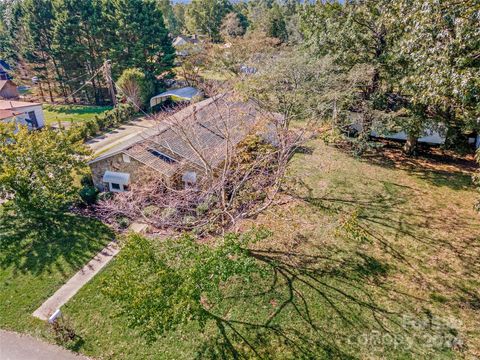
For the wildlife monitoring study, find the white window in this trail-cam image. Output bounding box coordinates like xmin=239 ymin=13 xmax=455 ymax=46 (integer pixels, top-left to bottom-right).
xmin=122 ymin=154 xmax=131 ymax=163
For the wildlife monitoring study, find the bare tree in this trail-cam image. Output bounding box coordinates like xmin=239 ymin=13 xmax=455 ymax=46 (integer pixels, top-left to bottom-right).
xmin=93 ymin=93 xmax=312 ymax=235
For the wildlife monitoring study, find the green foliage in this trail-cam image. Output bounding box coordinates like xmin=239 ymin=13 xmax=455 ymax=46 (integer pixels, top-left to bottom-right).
xmin=116 ymin=68 xmax=154 ymax=109
xmin=238 ymin=51 xmax=354 ymax=124
xmin=186 ymin=0 xmax=233 ymax=42
xmin=79 ymin=185 xmax=99 ymax=205
xmin=389 ymin=0 xmax=480 ymax=142
xmin=107 ymin=0 xmax=175 ymax=78
xmin=0 ymin=124 xmax=88 ymax=217
xmin=68 ymin=103 xmax=135 ymax=141
xmin=265 ymin=3 xmax=288 ymax=42
xmin=103 ymin=230 xmax=270 ymax=340
xmin=302 ymin=0 xmax=480 ymax=153
xmin=2 ymin=0 xmax=175 ymax=105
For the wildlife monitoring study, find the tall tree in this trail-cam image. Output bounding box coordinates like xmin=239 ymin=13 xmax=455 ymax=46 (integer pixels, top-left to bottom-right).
xmin=220 ymin=12 xmax=246 ymax=39
xmin=107 ymin=0 xmax=175 ymax=80
xmin=52 ymin=0 xmax=108 ymax=104
xmin=390 ymin=0 xmax=480 ymax=149
xmin=22 ymin=0 xmax=59 ymax=102
xmin=186 ymin=0 xmax=232 ymax=42
xmin=157 ymin=0 xmax=181 ymax=35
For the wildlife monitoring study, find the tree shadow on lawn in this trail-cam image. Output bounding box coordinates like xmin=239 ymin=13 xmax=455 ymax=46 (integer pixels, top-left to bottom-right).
xmin=0 ymin=211 xmax=114 ymax=276
xmin=195 ymin=242 xmax=456 ymax=359
xmin=348 ymin=141 xmax=476 ymax=191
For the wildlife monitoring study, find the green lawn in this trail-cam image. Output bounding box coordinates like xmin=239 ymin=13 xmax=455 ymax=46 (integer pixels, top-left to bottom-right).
xmin=0 ymin=212 xmax=113 ymax=339
xmin=43 ymin=104 xmax=111 ymax=126
xmin=61 ymin=139 xmax=479 ymax=359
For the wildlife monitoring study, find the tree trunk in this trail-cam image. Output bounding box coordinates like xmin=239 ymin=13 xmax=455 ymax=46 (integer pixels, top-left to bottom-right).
xmin=404 ymin=133 xmax=418 ymax=155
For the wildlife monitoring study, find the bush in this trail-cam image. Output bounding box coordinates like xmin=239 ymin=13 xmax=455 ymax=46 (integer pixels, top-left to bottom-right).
xmin=68 ymin=103 xmax=136 ymax=141
xmin=116 ymin=216 xmax=131 ymax=229
xmin=79 ymin=186 xmax=99 ymax=205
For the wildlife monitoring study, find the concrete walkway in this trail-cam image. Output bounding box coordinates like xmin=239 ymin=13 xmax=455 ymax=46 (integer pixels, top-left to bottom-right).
xmin=86 ymin=117 xmax=158 ymax=154
xmin=32 ymin=241 xmax=119 ymax=321
xmin=0 ymin=330 xmax=90 ymax=360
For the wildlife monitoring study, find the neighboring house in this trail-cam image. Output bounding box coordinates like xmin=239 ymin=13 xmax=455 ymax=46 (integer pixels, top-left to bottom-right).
xmin=89 ymin=94 xmax=269 ymax=192
xmin=350 ymin=114 xmax=480 ymax=149
xmin=0 ymin=80 xmax=20 ymax=99
xmin=172 ymin=34 xmax=199 ymax=47
xmin=173 ymin=35 xmax=200 ymax=57
xmin=0 ymin=100 xmax=45 ymax=129
xmin=150 ymin=87 xmax=203 ymax=108
xmin=0 ymin=60 xmax=12 ymax=80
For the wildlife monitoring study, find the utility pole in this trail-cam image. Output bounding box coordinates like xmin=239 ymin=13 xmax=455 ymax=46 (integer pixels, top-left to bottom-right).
xmin=103 ymin=60 xmax=117 ymax=107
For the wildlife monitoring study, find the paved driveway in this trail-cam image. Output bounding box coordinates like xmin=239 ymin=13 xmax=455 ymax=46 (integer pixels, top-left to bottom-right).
xmin=86 ymin=117 xmax=158 ymax=154
xmin=0 ymin=330 xmax=90 ymax=360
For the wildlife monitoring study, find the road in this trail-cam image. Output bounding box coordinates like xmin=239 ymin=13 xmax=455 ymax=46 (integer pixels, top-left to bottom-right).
xmin=0 ymin=330 xmax=90 ymax=360
xmin=86 ymin=117 xmax=158 ymax=154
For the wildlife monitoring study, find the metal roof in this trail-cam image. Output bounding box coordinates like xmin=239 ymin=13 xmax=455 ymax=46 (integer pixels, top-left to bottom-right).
xmin=102 ymin=171 xmax=130 ymax=185
xmin=150 ymin=87 xmax=201 ymax=107
xmin=90 ymin=94 xmax=270 ymax=177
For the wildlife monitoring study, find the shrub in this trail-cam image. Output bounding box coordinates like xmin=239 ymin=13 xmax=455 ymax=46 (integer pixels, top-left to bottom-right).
xmin=79 ymin=186 xmax=99 ymax=205
xmin=68 ymin=103 xmax=136 ymax=141
xmin=116 ymin=216 xmax=131 ymax=229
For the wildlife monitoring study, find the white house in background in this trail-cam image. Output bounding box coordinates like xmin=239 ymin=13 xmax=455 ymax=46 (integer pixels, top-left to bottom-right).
xmin=0 ymin=100 xmax=45 ymax=129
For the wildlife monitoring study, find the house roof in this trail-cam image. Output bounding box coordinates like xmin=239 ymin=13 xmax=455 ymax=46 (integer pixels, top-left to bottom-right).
xmin=150 ymin=87 xmax=201 ymax=107
xmin=0 ymin=109 xmax=15 ymax=120
xmin=0 ymin=100 xmax=41 ymax=110
xmin=0 ymin=80 xmax=16 ymax=91
xmin=172 ymin=35 xmax=199 ymax=47
xmin=89 ymin=94 xmax=267 ymax=176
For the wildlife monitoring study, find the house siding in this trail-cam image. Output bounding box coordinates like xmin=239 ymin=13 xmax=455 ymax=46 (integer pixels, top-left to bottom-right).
xmin=90 ymin=153 xmax=166 ymax=191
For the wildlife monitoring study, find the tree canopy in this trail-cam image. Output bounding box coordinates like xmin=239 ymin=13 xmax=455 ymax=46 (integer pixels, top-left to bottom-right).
xmin=0 ymin=124 xmax=88 ymax=218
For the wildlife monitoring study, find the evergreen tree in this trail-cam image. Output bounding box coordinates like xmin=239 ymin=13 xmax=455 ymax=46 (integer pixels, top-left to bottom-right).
xmin=186 ymin=0 xmax=233 ymax=42
xmin=52 ymin=0 xmax=108 ymax=104
xmin=107 ymin=0 xmax=175 ymax=80
xmin=157 ymin=0 xmax=181 ymax=35
xmin=22 ymin=0 xmax=59 ymax=101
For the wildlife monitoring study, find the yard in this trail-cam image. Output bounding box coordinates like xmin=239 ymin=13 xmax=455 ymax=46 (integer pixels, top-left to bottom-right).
xmin=43 ymin=104 xmax=111 ymax=126
xmin=59 ymin=139 xmax=479 ymax=359
xmin=0 ymin=211 xmax=113 ymax=340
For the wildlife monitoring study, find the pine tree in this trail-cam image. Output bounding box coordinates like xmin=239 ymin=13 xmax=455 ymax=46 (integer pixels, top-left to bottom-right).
xmin=186 ymin=0 xmax=233 ymax=42
xmin=108 ymin=0 xmax=175 ymax=80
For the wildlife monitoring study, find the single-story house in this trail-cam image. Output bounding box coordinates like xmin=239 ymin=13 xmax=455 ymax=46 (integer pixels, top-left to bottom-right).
xmin=0 ymin=100 xmax=45 ymax=129
xmin=150 ymin=87 xmax=203 ymax=108
xmin=173 ymin=35 xmax=200 ymax=47
xmin=0 ymin=80 xmax=20 ymax=99
xmin=89 ymin=94 xmax=270 ymax=192
xmin=0 ymin=60 xmax=12 ymax=81
xmin=173 ymin=35 xmax=201 ymax=57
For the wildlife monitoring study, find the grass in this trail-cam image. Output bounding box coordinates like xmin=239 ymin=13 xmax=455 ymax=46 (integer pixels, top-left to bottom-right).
xmin=0 ymin=211 xmax=113 ymax=338
xmin=43 ymin=104 xmax=111 ymax=126
xmin=60 ymin=139 xmax=479 ymax=359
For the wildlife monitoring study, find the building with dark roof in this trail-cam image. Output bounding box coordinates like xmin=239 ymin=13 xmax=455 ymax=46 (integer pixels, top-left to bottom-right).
xmin=88 ymin=94 xmax=271 ymax=192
